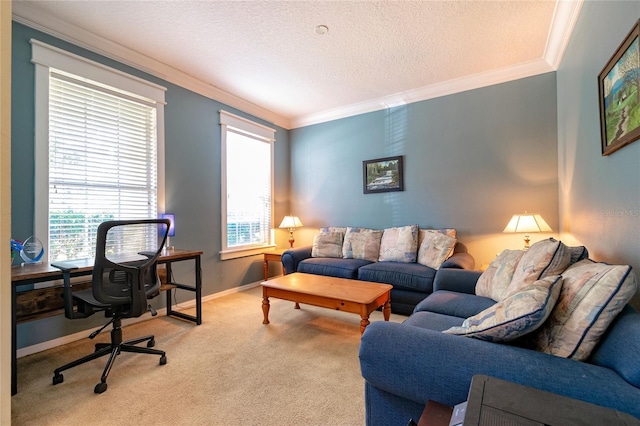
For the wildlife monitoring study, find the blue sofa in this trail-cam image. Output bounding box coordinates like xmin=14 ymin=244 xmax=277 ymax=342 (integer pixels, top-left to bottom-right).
xmin=359 ymin=269 xmax=640 ymax=425
xmin=281 ymin=244 xmax=475 ymax=315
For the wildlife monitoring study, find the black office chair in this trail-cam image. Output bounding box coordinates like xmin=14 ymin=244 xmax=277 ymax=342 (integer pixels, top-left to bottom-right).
xmin=52 ymin=218 xmax=171 ymax=394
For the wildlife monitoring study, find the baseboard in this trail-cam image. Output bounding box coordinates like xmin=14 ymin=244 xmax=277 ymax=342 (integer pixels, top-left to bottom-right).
xmin=16 ymin=281 xmax=261 ymax=358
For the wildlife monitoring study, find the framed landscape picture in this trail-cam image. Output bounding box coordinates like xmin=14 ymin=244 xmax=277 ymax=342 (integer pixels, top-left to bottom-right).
xmin=598 ymin=20 xmax=640 ymax=156
xmin=363 ymin=156 xmax=404 ymax=194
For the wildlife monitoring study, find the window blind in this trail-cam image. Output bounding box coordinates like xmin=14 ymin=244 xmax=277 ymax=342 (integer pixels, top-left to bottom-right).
xmin=48 ymin=72 xmax=158 ymax=261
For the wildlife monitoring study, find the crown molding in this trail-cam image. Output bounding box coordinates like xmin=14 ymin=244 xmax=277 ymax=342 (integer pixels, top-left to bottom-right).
xmin=291 ymin=0 xmax=583 ymax=129
xmin=12 ymin=1 xmax=291 ymax=129
xmin=544 ymin=0 xmax=584 ymax=68
xmin=13 ymin=1 xmax=582 ymax=131
xmin=291 ymin=59 xmax=555 ymax=129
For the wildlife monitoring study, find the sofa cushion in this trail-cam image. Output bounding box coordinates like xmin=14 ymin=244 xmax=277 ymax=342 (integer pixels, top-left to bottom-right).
xmin=417 ymin=230 xmax=457 ymax=269
xmin=358 ymin=261 xmax=436 ymax=293
xmin=531 ymin=259 xmax=637 ymax=361
xmin=297 ymin=257 xmax=371 ymax=279
xmin=343 ymin=227 xmax=383 ymax=262
xmin=311 ymin=231 xmax=344 ymax=258
xmin=506 ymin=238 xmax=571 ymax=295
xmin=475 ymin=249 xmax=524 ymax=301
xmin=443 ymin=275 xmax=563 ymax=342
xmin=378 ymin=225 xmax=419 ymax=263
xmin=404 ymin=311 xmax=465 ymax=332
xmin=414 ymin=290 xmax=496 ymax=319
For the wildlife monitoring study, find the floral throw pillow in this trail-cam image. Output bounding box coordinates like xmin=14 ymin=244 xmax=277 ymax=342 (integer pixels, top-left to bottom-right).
xmin=311 ymin=232 xmax=344 ymax=258
xmin=505 ymin=238 xmax=571 ymax=296
xmin=531 ymin=259 xmax=637 ymax=361
xmin=417 ymin=230 xmax=457 ymax=269
xmin=378 ymin=225 xmax=419 ymax=263
xmin=342 ymin=227 xmax=383 ymax=262
xmin=475 ymin=249 xmax=525 ymax=302
xmin=444 ymin=275 xmax=563 ymax=342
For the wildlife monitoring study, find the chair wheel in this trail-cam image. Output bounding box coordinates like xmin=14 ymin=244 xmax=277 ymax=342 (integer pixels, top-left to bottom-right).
xmin=53 ymin=374 xmax=64 ymax=385
xmin=147 ymin=338 xmax=155 ymax=348
xmin=94 ymin=382 xmax=108 ymax=394
xmin=159 ymin=355 xmax=167 ymax=365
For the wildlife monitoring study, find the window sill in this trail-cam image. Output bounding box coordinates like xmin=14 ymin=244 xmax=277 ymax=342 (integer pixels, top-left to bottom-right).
xmin=220 ymin=245 xmax=276 ymax=261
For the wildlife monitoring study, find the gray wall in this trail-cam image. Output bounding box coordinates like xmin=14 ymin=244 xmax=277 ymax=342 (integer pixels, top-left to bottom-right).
xmin=290 ymin=73 xmax=560 ymax=267
xmin=11 ymin=22 xmax=291 ymax=349
xmin=557 ymin=1 xmax=640 ymax=305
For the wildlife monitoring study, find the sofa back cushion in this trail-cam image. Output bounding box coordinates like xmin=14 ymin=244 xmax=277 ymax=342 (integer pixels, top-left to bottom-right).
xmin=531 ymin=259 xmax=637 ymax=361
xmin=342 ymin=227 xmax=383 ymax=262
xmin=311 ymin=231 xmax=344 ymax=258
xmin=475 ymin=249 xmax=524 ymax=301
xmin=378 ymin=225 xmax=419 ymax=263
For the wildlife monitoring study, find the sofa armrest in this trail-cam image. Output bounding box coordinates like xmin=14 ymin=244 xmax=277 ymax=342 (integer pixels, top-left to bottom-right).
xmin=432 ymin=269 xmax=482 ymax=294
xmin=281 ymin=246 xmax=312 ymax=274
xmin=441 ymin=252 xmax=475 ymax=270
xmin=359 ymin=321 xmax=640 ymax=414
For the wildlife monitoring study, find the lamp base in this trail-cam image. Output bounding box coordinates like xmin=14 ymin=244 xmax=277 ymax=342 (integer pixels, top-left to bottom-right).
xmin=523 ymin=235 xmax=531 ymax=250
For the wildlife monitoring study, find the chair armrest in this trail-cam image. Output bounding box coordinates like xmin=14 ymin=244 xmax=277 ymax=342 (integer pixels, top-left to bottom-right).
xmin=441 ymin=252 xmax=475 ymax=270
xmin=432 ymin=269 xmax=482 ymax=294
xmin=51 ymin=262 xmax=88 ymax=319
xmin=281 ymin=246 xmax=313 ymax=274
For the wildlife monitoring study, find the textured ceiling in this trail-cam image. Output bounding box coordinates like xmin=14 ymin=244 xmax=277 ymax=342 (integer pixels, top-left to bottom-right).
xmin=13 ymin=1 xmax=580 ymax=129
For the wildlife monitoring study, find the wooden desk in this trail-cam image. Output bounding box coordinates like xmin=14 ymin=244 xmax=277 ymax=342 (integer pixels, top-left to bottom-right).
xmin=263 ymin=249 xmax=286 ymax=281
xmin=10 ymin=248 xmax=202 ymax=395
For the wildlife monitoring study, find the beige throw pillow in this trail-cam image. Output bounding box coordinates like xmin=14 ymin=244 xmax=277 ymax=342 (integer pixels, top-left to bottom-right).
xmin=475 ymin=249 xmax=525 ymax=301
xmin=444 ymin=275 xmax=563 ymax=342
xmin=342 ymin=227 xmax=383 ymax=262
xmin=378 ymin=225 xmax=419 ymax=263
xmin=505 ymin=238 xmax=571 ymax=296
xmin=532 ymin=259 xmax=637 ymax=361
xmin=417 ymin=230 xmax=457 ymax=269
xmin=311 ymin=232 xmax=344 ymax=258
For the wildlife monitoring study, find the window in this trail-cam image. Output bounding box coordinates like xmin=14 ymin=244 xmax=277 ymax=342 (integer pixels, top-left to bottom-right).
xmin=32 ymin=40 xmax=166 ymax=262
xmin=220 ymin=110 xmax=275 ymax=260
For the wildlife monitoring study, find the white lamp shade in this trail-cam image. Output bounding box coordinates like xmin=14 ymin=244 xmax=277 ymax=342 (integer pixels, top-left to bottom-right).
xmin=503 ymin=213 xmax=552 ymax=234
xmin=279 ymin=216 xmax=303 ymax=229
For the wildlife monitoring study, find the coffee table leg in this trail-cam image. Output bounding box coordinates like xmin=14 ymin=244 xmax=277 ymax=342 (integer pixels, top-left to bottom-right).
xmin=383 ymin=299 xmax=391 ymax=321
xmin=294 ymin=302 xmax=300 ymax=309
xmin=262 ymin=296 xmax=270 ymax=324
xmin=360 ymin=315 xmax=370 ymax=334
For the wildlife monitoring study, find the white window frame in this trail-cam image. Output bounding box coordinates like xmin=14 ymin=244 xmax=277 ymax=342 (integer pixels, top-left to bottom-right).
xmin=31 ymin=39 xmax=166 ymax=262
xmin=220 ymin=110 xmax=275 ymax=260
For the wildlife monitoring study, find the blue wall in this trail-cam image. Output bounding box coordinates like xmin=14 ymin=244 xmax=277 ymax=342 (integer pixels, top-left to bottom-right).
xmin=290 ymin=73 xmax=559 ymax=265
xmin=11 ymin=22 xmax=290 ymax=348
xmin=557 ymin=1 xmax=640 ymax=305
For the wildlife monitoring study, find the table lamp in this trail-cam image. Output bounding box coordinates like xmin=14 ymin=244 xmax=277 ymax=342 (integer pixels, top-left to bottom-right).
xmin=279 ymin=215 xmax=303 ymax=248
xmin=160 ymin=213 xmax=176 ymax=250
xmin=503 ymin=212 xmax=551 ymax=249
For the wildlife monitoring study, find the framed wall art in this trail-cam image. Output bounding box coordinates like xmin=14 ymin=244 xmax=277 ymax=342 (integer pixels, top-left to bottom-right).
xmin=598 ymin=19 xmax=640 ymax=156
xmin=363 ymin=156 xmax=404 ymax=194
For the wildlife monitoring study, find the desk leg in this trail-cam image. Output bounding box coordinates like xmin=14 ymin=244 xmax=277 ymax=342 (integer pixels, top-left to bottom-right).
xmin=195 ymin=255 xmax=202 ymax=325
xmin=12 ymin=282 xmax=17 ymax=395
xmin=164 ymin=255 xmax=202 ymax=325
xmin=165 ymin=262 xmax=174 ymax=318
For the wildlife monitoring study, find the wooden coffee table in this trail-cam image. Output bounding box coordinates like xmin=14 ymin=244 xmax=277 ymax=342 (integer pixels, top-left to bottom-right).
xmin=261 ymin=272 xmax=392 ymax=334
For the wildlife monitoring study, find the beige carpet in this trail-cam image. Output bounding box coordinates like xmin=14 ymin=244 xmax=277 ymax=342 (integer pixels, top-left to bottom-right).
xmin=12 ymin=285 xmax=403 ymax=425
